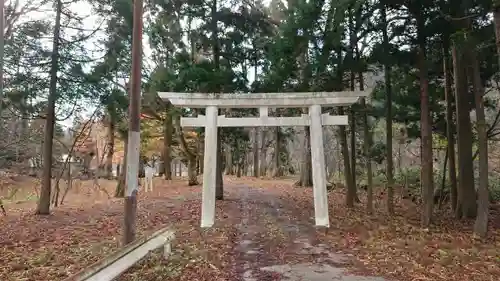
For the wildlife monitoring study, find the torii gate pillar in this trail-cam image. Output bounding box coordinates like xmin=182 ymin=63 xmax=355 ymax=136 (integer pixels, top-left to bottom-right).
xmin=201 ymin=105 xmax=218 ymax=227
xmin=159 ymin=91 xmax=369 ymax=228
xmin=309 ymin=104 xmax=329 ymax=226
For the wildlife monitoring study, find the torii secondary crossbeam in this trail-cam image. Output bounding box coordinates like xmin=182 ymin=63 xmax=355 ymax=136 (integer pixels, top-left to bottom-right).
xmin=158 ymin=92 xmax=370 ymax=228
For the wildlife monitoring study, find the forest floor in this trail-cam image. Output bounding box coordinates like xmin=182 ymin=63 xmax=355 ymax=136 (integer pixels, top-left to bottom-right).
xmin=0 ymin=175 xmax=499 ymax=281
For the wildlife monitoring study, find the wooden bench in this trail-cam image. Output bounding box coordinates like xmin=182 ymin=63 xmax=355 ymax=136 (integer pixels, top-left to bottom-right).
xmin=64 ymin=227 xmax=175 ymax=281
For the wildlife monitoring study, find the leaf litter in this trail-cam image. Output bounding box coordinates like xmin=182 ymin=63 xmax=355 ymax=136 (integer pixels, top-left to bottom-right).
xmin=0 ymin=177 xmax=498 ymax=281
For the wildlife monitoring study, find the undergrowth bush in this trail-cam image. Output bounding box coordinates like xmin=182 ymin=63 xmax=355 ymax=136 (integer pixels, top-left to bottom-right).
xmin=335 ymin=163 xmax=500 ymax=204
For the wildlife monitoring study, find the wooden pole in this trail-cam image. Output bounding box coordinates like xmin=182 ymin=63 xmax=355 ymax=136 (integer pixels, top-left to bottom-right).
xmin=123 ymin=0 xmax=143 ymax=245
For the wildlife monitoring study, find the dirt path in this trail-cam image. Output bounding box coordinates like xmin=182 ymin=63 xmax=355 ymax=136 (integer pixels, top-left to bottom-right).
xmin=225 ymin=184 xmax=387 ymax=281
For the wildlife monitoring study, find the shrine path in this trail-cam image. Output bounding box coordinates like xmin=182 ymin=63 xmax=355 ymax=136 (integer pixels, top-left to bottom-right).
xmin=171 ymin=182 xmax=390 ymax=281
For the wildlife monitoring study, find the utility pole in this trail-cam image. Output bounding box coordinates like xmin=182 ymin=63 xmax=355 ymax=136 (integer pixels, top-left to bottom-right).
xmin=123 ymin=0 xmax=143 ymax=245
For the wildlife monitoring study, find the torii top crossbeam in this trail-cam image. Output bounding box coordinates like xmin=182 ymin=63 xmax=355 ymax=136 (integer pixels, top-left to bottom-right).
xmin=158 ymin=91 xmax=370 ymax=108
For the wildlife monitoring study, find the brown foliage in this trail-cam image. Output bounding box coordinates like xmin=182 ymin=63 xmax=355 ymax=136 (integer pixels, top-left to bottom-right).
xmin=0 ymin=177 xmax=498 ymax=281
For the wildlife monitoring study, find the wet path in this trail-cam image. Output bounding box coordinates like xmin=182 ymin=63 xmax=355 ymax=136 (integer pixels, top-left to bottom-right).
xmin=228 ymin=184 xmax=388 ymax=281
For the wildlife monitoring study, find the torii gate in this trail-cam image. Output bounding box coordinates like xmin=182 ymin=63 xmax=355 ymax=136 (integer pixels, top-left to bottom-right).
xmin=158 ymin=91 xmax=370 ymax=228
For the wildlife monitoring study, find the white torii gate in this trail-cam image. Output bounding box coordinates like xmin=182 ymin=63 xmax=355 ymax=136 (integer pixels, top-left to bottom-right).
xmin=158 ymin=91 xmax=370 ymax=228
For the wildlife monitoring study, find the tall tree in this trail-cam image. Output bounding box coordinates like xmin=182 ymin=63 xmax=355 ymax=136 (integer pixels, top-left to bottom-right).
xmin=380 ymin=1 xmax=394 ymax=214
xmin=414 ymin=3 xmax=434 ymax=227
xmin=468 ymin=39 xmax=489 ymax=238
xmin=36 ymin=0 xmax=62 ymax=215
xmin=211 ymin=0 xmax=224 ymax=200
xmin=441 ymin=7 xmax=458 ymax=211
xmin=451 ymin=8 xmax=477 ymax=219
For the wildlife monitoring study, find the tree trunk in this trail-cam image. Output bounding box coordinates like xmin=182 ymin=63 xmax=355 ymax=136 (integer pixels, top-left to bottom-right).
xmin=443 ymin=36 xmax=458 ymax=212
xmin=336 ymin=138 xmax=342 ymax=179
xmin=437 ymin=149 xmax=448 ymax=209
xmin=198 ymin=139 xmax=204 ymax=174
xmin=187 ymin=157 xmax=198 ymax=186
xmin=273 ymin=127 xmax=281 ymax=177
xmin=138 ymin=156 xmax=145 ymax=178
xmin=468 ymin=45 xmax=489 ymax=238
xmin=224 ymin=143 xmax=233 ymax=175
xmin=339 ymin=107 xmax=355 ymax=206
xmin=21 ymin=97 xmax=29 ymax=162
xmin=235 ymin=147 xmax=243 ymax=178
xmin=244 ymin=152 xmax=250 ymax=176
xmin=296 ymin=30 xmax=313 ymax=187
xmin=215 ymin=129 xmax=223 ymax=199
xmin=452 ymin=43 xmax=477 ymax=219
xmin=348 ymin=11 xmax=358 ymax=200
xmin=211 ymin=0 xmax=223 ymax=200
xmin=163 ymin=108 xmax=173 ymax=180
xmin=36 ymin=0 xmax=62 ymax=215
xmin=349 ymin=109 xmax=357 ymax=193
xmin=493 ymin=2 xmax=500 ymax=70
xmin=115 ymin=136 xmax=128 ymax=198
xmin=252 ymin=128 xmax=259 ymax=177
xmin=381 ymin=3 xmax=394 ymax=215
xmin=298 ymin=125 xmax=313 ymax=187
xmin=236 ymin=162 xmax=242 ymax=177
xmin=417 ymin=20 xmax=433 ymax=227
xmin=0 ymin=0 xmax=4 ymax=125
xmin=106 ymin=113 xmax=115 ymax=179
xmin=397 ymin=136 xmax=402 ymax=175
xmin=359 ymin=70 xmax=373 ymax=213
xmin=175 ymin=116 xmax=199 ymax=186
xmin=259 ymin=128 xmax=267 ymax=177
